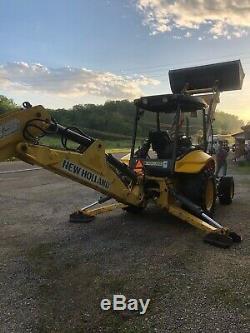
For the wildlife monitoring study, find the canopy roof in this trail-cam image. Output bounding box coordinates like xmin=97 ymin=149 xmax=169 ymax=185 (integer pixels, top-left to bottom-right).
xmin=134 ymin=94 xmax=207 ymax=113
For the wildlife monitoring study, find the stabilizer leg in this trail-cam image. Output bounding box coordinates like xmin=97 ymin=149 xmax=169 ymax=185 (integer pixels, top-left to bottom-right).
xmin=82 ymin=202 xmax=126 ymax=216
xmin=70 ymin=196 xmax=111 ymax=223
xmin=168 ymin=205 xmax=242 ymax=248
xmin=69 ymin=196 xmax=126 ymax=223
xmin=168 ymin=189 xmax=242 ymax=248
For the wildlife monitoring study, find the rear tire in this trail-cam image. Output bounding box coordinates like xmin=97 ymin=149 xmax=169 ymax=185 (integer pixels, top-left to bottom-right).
xmin=218 ymin=176 xmax=234 ymax=205
xmin=181 ymin=171 xmax=216 ymax=217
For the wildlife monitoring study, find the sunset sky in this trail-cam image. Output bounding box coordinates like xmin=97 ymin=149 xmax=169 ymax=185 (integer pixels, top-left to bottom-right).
xmin=0 ymin=0 xmax=250 ymax=122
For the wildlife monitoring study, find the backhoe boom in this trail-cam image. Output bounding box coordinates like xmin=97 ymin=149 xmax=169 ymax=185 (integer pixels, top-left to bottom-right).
xmin=0 ymin=106 xmax=144 ymax=207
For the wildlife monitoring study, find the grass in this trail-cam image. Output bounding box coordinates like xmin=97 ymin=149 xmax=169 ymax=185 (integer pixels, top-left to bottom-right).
xmin=40 ymin=136 xmax=132 ymax=153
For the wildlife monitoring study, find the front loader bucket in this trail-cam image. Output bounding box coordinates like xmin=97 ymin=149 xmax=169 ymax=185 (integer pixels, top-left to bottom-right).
xmin=169 ymin=60 xmax=245 ymax=93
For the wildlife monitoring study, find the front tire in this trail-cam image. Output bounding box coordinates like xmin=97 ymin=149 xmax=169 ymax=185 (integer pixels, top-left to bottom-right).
xmin=218 ymin=176 xmax=234 ymax=205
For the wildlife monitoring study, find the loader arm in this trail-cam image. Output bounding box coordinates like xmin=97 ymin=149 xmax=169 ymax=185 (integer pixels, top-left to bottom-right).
xmin=0 ymin=105 xmax=144 ymax=207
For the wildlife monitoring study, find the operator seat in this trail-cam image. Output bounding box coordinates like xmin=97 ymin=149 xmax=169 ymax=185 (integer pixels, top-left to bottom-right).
xmin=149 ymin=130 xmax=173 ymax=159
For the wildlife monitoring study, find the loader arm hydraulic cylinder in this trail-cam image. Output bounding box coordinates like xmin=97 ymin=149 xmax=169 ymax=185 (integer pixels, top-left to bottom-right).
xmin=49 ymin=122 xmax=93 ymax=147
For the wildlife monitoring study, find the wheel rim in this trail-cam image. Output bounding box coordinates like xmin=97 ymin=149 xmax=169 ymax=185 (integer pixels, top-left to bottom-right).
xmin=205 ymin=179 xmax=215 ymax=211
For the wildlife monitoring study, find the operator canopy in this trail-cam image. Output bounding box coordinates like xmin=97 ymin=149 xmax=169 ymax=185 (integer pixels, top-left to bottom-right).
xmin=134 ymin=94 xmax=207 ymax=113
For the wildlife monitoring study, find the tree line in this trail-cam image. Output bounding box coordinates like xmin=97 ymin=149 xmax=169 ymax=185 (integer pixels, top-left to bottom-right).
xmin=0 ymin=95 xmax=245 ymax=140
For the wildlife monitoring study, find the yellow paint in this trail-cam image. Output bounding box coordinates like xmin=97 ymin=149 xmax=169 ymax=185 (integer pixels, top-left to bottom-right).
xmin=0 ymin=106 xmax=51 ymax=162
xmin=120 ymin=152 xmax=130 ymax=165
xmin=15 ymin=142 xmax=144 ymax=207
xmin=81 ymin=203 xmax=126 ymax=216
xmin=175 ymin=150 xmax=213 ymax=173
xmin=168 ymin=205 xmax=216 ymax=232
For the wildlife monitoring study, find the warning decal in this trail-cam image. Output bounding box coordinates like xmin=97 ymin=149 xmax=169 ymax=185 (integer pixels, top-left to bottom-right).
xmin=135 ymin=160 xmax=143 ymax=169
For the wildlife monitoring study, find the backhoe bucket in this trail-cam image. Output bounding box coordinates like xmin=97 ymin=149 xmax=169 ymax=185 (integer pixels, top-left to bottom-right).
xmin=169 ymin=60 xmax=245 ymax=93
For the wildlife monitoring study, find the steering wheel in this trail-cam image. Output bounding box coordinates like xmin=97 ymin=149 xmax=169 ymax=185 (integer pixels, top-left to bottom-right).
xmin=23 ymin=101 xmax=32 ymax=109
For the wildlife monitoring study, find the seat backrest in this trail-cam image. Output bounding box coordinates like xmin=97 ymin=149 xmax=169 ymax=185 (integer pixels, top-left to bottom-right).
xmin=149 ymin=130 xmax=171 ymax=147
xmin=149 ymin=131 xmax=172 ymax=159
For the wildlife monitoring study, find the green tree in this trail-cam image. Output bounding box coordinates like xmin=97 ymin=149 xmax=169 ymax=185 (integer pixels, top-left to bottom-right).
xmin=213 ymin=111 xmax=244 ymax=134
xmin=0 ymin=95 xmax=17 ymax=114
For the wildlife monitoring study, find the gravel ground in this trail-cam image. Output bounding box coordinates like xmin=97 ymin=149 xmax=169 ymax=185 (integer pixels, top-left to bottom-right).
xmin=0 ymin=160 xmax=249 ymax=333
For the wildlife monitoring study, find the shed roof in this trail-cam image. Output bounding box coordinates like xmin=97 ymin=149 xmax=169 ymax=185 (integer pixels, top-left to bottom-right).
xmin=232 ymin=131 xmax=245 ymax=139
xmin=241 ymin=124 xmax=250 ymax=132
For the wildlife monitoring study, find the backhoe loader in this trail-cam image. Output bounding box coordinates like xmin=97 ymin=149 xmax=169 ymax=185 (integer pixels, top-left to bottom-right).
xmin=0 ymin=60 xmax=245 ymax=248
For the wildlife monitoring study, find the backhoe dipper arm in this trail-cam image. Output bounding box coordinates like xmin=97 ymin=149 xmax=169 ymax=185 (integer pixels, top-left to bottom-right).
xmin=0 ymin=106 xmax=144 ymax=207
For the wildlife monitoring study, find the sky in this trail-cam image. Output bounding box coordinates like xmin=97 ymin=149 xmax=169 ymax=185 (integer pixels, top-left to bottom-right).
xmin=0 ymin=0 xmax=250 ymax=122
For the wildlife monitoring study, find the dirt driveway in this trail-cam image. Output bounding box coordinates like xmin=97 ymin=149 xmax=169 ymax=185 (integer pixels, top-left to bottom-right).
xmin=0 ymin=161 xmax=249 ymax=332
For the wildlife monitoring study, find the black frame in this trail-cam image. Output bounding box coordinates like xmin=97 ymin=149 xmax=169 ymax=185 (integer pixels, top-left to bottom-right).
xmin=129 ymin=95 xmax=208 ymax=173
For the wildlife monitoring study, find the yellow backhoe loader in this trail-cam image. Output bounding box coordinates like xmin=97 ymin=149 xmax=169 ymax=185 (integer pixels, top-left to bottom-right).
xmin=0 ymin=60 xmax=245 ymax=248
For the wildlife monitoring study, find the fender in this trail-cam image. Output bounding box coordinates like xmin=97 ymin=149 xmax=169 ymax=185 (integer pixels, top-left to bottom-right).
xmin=175 ymin=150 xmax=214 ymax=173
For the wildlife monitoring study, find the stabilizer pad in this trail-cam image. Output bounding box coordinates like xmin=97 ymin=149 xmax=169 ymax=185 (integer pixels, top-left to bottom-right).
xmin=228 ymin=232 xmax=242 ymax=243
xmin=69 ymin=212 xmax=95 ymax=223
xmin=203 ymin=232 xmax=234 ymax=248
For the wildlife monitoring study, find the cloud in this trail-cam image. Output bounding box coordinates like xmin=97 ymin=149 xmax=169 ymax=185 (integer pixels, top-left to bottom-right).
xmin=136 ymin=0 xmax=250 ymax=38
xmin=184 ymin=31 xmax=192 ymax=38
xmin=0 ymin=62 xmax=159 ymax=99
